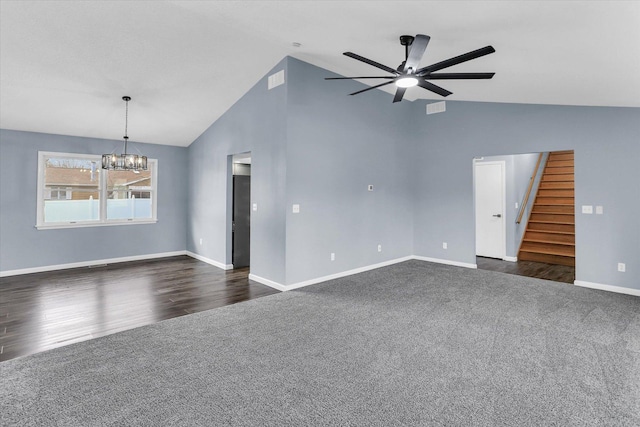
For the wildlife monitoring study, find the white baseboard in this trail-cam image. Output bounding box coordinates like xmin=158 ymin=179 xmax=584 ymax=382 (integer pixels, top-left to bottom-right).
xmin=0 ymin=251 xmax=187 ymax=278
xmin=250 ymin=255 xmax=477 ymax=292
xmin=412 ymin=256 xmax=477 ymax=270
xmin=251 ymin=256 xmax=413 ymax=292
xmin=186 ymin=251 xmax=233 ymax=270
xmin=287 ymin=256 xmax=415 ymax=291
xmin=574 ymin=280 xmax=640 ymax=297
xmin=503 ymin=256 xmax=518 ymax=262
xmin=248 ymin=274 xmax=288 ymax=292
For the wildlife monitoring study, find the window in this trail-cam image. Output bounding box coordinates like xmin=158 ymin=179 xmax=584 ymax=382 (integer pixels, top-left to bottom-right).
xmin=36 ymin=152 xmax=157 ymax=229
xmin=46 ymin=187 xmax=73 ymax=200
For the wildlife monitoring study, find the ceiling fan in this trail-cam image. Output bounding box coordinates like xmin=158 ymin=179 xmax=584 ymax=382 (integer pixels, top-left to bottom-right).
xmin=325 ymin=34 xmax=495 ymax=103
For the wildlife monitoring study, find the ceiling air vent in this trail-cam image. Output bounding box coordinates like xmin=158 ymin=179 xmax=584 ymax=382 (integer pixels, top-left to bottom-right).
xmin=426 ymin=101 xmax=446 ymax=115
xmin=268 ymin=70 xmax=285 ymax=90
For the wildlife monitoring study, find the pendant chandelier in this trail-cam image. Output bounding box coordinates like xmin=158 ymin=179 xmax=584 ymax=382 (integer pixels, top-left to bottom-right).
xmin=101 ymin=96 xmax=147 ymax=171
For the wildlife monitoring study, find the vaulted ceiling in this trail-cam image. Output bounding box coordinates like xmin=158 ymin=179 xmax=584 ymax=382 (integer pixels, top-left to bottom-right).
xmin=1 ymin=1 xmax=639 ymax=147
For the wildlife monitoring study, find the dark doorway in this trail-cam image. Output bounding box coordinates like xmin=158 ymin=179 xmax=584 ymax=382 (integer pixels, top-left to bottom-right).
xmin=232 ymin=161 xmax=251 ymax=268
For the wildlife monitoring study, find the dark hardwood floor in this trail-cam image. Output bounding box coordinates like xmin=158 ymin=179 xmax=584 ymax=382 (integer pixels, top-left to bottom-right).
xmin=476 ymin=256 xmax=575 ymax=284
xmin=0 ymin=256 xmax=279 ymax=362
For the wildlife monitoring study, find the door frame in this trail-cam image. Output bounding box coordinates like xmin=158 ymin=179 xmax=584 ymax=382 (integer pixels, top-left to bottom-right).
xmin=226 ymin=152 xmax=252 ymax=269
xmin=473 ymin=159 xmax=507 ymax=260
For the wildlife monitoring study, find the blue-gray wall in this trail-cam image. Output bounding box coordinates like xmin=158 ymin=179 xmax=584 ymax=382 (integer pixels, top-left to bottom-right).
xmin=2 ymin=57 xmax=638 ymax=294
xmin=412 ymin=100 xmax=640 ymax=290
xmin=0 ymin=129 xmax=188 ymax=272
xmin=284 ymin=58 xmax=414 ymax=284
xmin=187 ymin=58 xmax=289 ymax=284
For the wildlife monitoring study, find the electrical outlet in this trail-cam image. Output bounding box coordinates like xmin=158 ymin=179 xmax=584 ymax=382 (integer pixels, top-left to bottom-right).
xmin=618 ymin=263 xmax=626 ymax=272
xmin=378 ymin=244 xmax=382 ymax=252
xmin=582 ymin=205 xmax=593 ymax=214
xmin=199 ymin=238 xmax=203 ymax=246
xmin=515 ymin=202 xmax=519 ymax=209
xmin=252 ymin=203 xmax=258 ymax=211
xmin=442 ymin=242 xmax=448 ymax=249
xmin=292 ymin=204 xmax=300 ymax=213
xmin=331 ymin=253 xmax=335 ymax=261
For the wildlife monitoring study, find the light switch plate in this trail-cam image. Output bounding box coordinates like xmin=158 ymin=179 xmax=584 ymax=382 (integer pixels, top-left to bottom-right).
xmin=252 ymin=203 xmax=257 ymax=211
xmin=368 ymin=185 xmax=374 ymax=191
xmin=292 ymin=204 xmax=300 ymax=213
xmin=596 ymin=206 xmax=603 ymax=215
xmin=582 ymin=205 xmax=593 ymax=214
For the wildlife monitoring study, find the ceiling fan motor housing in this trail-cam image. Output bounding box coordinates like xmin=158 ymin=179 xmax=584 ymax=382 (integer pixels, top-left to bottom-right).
xmin=399 ymin=35 xmax=414 ymax=46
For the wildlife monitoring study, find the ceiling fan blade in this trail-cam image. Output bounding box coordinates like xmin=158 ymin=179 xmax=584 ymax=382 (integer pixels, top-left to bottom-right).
xmin=349 ymin=80 xmax=395 ymax=96
xmin=416 ymin=46 xmax=495 ymax=75
xmin=425 ymin=72 xmax=495 ymax=80
xmin=417 ymin=80 xmax=452 ymax=97
xmin=343 ymin=52 xmax=399 ymax=75
xmin=403 ymin=34 xmax=430 ymax=72
xmin=325 ymin=76 xmax=396 ymax=80
xmin=392 ymin=87 xmax=407 ymax=103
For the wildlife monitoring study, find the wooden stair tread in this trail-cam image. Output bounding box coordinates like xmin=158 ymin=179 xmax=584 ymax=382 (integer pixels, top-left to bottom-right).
xmin=519 ymin=247 xmax=575 ymax=257
xmin=523 ymin=238 xmax=575 ymax=246
xmin=532 ymin=208 xmax=574 ymax=214
xmin=529 ymin=219 xmax=575 ymax=225
xmin=518 ymin=251 xmax=575 ymax=266
xmin=525 ymin=229 xmax=574 ymax=235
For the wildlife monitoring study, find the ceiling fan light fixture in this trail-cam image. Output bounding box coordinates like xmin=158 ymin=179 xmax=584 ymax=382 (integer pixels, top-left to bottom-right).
xmin=395 ymin=76 xmax=419 ymax=88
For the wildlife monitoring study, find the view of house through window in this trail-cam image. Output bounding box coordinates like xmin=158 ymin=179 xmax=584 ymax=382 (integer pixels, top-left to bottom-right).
xmin=37 ymin=152 xmax=156 ymax=228
xmin=106 ymin=169 xmax=153 ymax=220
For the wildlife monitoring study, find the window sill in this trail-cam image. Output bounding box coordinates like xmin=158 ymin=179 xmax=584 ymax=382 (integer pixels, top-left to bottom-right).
xmin=35 ymin=219 xmax=158 ymax=230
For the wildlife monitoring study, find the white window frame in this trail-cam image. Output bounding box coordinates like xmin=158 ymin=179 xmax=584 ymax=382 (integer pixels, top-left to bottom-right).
xmin=36 ymin=151 xmax=158 ymax=230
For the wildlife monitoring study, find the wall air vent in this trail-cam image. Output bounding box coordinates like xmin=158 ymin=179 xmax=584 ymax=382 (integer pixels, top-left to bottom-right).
xmin=426 ymin=101 xmax=446 ymax=115
xmin=268 ymin=70 xmax=285 ymax=90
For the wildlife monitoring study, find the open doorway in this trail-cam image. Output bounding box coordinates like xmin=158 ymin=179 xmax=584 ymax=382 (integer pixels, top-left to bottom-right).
xmin=231 ymin=153 xmax=251 ymax=269
xmin=473 ymin=152 xmax=576 ymax=284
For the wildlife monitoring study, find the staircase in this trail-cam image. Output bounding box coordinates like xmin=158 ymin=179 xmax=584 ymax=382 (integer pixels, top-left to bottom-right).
xmin=518 ymin=150 xmax=575 ymax=266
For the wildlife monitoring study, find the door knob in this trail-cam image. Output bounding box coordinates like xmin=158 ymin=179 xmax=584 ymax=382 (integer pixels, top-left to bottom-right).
xmin=492 ymin=214 xmax=502 ymax=218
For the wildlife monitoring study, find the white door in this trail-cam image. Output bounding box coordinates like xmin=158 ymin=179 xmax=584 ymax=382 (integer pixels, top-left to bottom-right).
xmin=475 ymin=161 xmax=505 ymax=258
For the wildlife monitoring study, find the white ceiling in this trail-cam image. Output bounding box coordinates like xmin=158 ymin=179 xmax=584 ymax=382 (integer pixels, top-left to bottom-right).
xmin=1 ymin=1 xmax=639 ymax=147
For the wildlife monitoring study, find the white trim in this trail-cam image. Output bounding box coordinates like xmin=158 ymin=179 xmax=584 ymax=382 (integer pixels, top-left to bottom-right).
xmin=0 ymin=251 xmax=186 ymax=278
xmin=248 ymin=274 xmax=288 ymax=291
xmin=250 ymin=256 xmax=413 ymax=292
xmin=503 ymin=256 xmax=518 ymax=262
xmin=6 ymin=253 xmax=636 ymax=298
xmin=186 ymin=251 xmax=233 ymax=270
xmin=574 ymin=280 xmax=640 ymax=297
xmin=412 ymin=256 xmax=478 ymax=270
xmin=35 ymin=219 xmax=158 ymax=230
xmin=286 ymin=256 xmax=415 ymax=291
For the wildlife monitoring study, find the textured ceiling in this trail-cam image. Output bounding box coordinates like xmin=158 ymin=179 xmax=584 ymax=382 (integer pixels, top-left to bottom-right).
xmin=1 ymin=1 xmax=639 ymax=147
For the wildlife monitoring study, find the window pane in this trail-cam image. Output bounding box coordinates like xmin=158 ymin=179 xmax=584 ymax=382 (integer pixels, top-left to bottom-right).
xmin=43 ymin=157 xmax=100 ymax=223
xmin=106 ymin=166 xmax=153 ymax=220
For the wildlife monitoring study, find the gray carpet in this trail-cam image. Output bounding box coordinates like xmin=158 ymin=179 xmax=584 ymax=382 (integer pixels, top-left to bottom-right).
xmin=2 ymin=260 xmax=639 ymax=426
